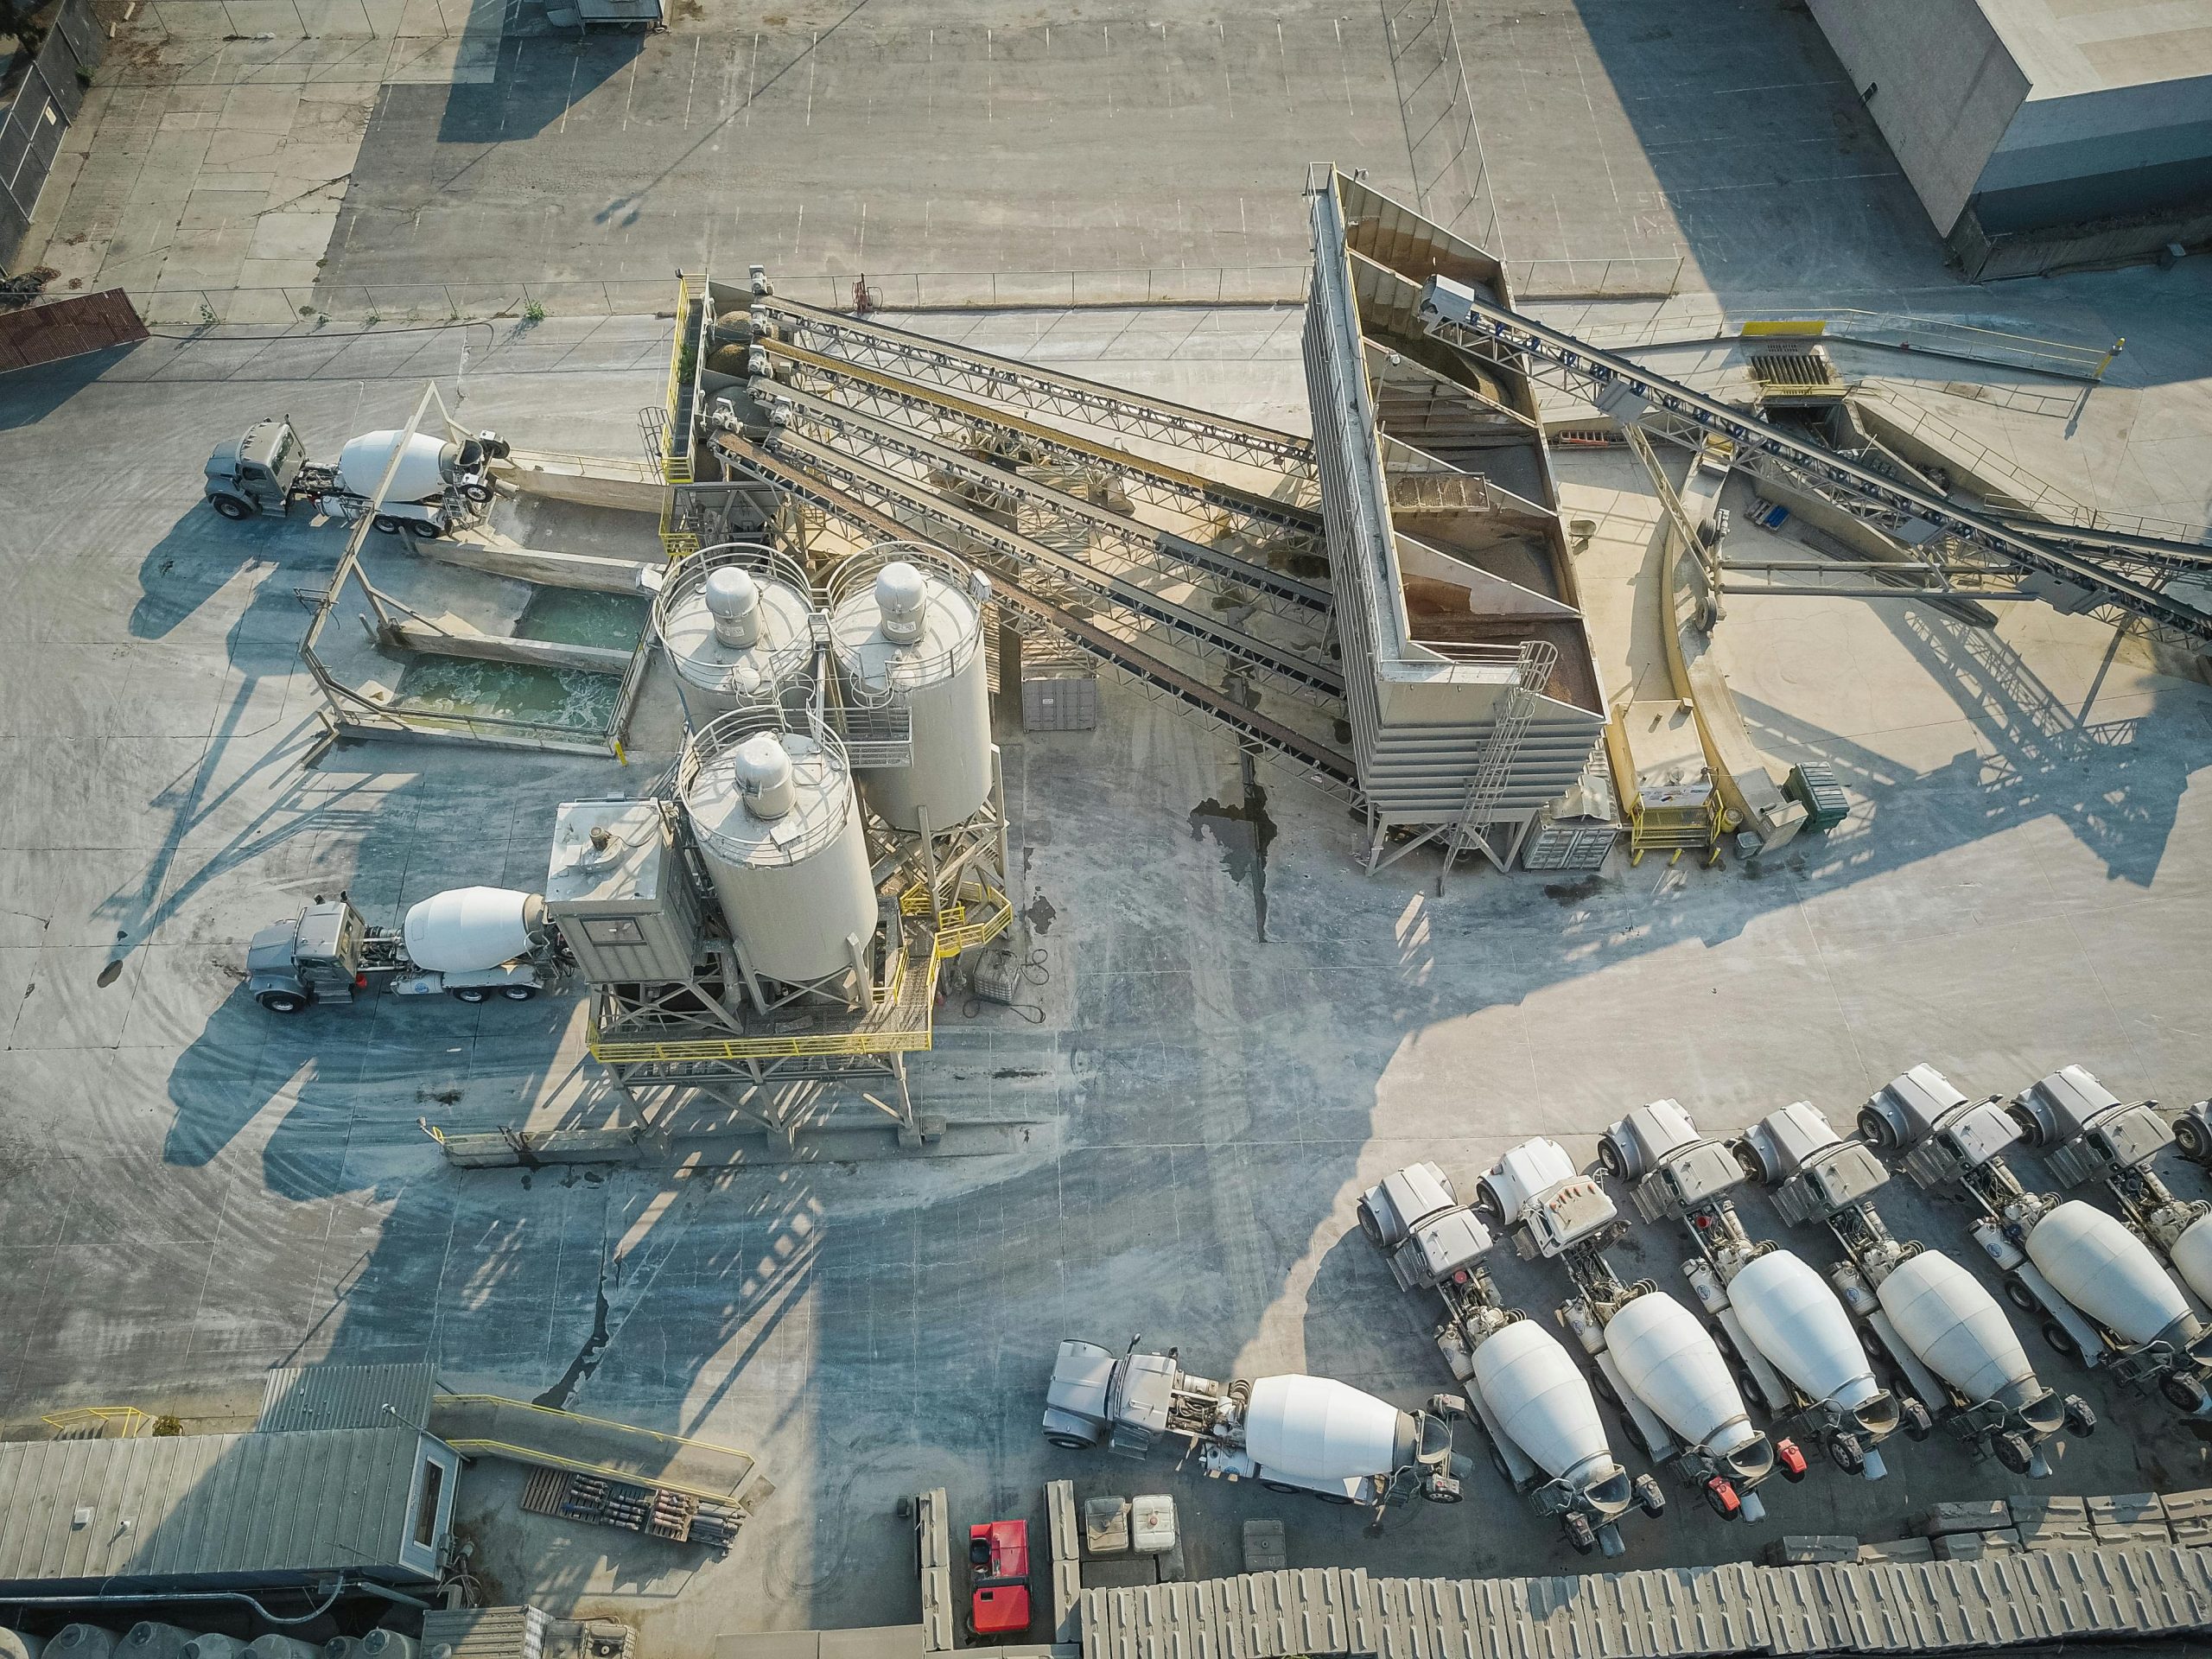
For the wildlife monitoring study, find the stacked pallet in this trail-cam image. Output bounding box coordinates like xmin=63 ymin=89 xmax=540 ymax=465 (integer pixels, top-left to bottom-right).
xmin=518 ymin=1469 xmax=743 ymax=1554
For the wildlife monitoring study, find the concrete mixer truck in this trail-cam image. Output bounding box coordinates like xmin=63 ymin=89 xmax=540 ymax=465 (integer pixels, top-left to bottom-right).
xmin=1859 ymin=1063 xmax=2212 ymax=1414
xmin=2007 ymin=1066 xmax=2212 ymax=1313
xmin=1734 ymin=1098 xmax=2094 ymax=1477
xmin=246 ymin=887 xmax=563 ymax=1013
xmin=204 ymin=418 xmax=509 ymax=536
xmin=1357 ymin=1160 xmax=1665 ymax=1557
xmin=1040 ymin=1338 xmax=1466 ymax=1522
xmin=1600 ymin=1099 xmax=1925 ymax=1481
xmin=1478 ymin=1137 xmax=1803 ymax=1522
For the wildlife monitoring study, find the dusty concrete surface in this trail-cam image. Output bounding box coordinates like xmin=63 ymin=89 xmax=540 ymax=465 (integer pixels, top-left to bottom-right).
xmin=21 ymin=0 xmax=1986 ymax=321
xmin=4 ymin=294 xmax=2212 ymax=1651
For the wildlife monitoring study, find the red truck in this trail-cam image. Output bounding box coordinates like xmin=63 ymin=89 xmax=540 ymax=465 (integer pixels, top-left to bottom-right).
xmin=966 ymin=1519 xmax=1030 ymax=1639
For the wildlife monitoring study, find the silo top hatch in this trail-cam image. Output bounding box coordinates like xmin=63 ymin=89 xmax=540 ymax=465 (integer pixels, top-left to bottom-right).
xmin=829 ymin=543 xmax=985 ymax=699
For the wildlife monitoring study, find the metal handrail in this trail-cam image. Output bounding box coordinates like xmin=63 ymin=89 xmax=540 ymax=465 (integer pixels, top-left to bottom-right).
xmin=823 ymin=540 xmax=986 ymax=702
xmin=677 ymin=705 xmax=855 ymax=867
xmin=652 ymin=541 xmax=820 ymax=704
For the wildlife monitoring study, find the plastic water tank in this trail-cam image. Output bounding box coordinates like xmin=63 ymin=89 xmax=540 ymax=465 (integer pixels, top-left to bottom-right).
xmin=402 ymin=887 xmax=546 ymax=973
xmin=121 ymin=1627 xmax=194 ymax=1659
xmin=679 ymin=715 xmax=879 ymax=987
xmin=335 ymin=430 xmax=458 ymax=504
xmin=358 ymin=1635 xmax=416 ymax=1659
xmin=653 ymin=543 xmax=817 ymax=727
xmin=180 ymin=1638 xmax=242 ymax=1659
xmin=245 ymin=1639 xmax=319 ymax=1659
xmin=830 ymin=544 xmax=992 ymax=835
xmin=1 ymin=1632 xmax=48 ymax=1659
xmin=50 ymin=1632 xmax=118 ymax=1659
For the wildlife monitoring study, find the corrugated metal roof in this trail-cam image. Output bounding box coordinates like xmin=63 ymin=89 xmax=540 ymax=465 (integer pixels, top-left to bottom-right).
xmin=0 ymin=1424 xmax=425 ymax=1591
xmin=259 ymin=1363 xmax=436 ymax=1433
xmin=421 ymin=1606 xmax=549 ymax=1659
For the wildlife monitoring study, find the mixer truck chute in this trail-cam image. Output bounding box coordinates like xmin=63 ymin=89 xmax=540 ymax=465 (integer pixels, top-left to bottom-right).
xmin=1040 ymin=1339 xmax=1466 ymax=1521
xmin=1601 ymin=1100 xmax=1923 ymax=1480
xmin=1860 ymin=1064 xmax=2212 ymax=1414
xmin=1358 ymin=1161 xmax=1664 ymax=1557
xmin=1735 ymin=1097 xmax=2093 ymax=1478
xmin=2007 ymin=1065 xmax=2212 ymax=1316
xmin=1480 ymin=1137 xmax=1802 ymax=1522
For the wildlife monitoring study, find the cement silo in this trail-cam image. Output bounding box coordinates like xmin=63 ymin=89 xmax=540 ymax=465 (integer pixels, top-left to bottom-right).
xmin=678 ymin=710 xmax=880 ymax=998
xmin=653 ymin=543 xmax=817 ymax=727
xmin=829 ymin=543 xmax=993 ymax=836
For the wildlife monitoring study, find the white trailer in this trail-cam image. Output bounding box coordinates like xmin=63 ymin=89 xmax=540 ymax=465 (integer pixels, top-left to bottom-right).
xmin=1601 ymin=1100 xmax=1924 ymax=1480
xmin=1358 ymin=1162 xmax=1664 ymax=1556
xmin=1041 ymin=1339 xmax=1465 ymax=1521
xmin=1861 ymin=1063 xmax=2212 ymax=1414
xmin=1736 ymin=1098 xmax=2094 ymax=1477
xmin=1480 ymin=1138 xmax=1802 ymax=1522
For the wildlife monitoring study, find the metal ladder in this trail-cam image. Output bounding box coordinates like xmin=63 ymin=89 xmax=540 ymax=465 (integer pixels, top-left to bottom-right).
xmin=1440 ymin=639 xmax=1556 ymax=883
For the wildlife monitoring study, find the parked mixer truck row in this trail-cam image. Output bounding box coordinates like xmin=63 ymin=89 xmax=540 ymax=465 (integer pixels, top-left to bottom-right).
xmin=1046 ymin=1062 xmax=2212 ymax=1552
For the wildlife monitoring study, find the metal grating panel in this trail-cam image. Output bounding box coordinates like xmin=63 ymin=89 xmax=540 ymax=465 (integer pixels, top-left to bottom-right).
xmin=421 ymin=1606 xmax=550 ymax=1659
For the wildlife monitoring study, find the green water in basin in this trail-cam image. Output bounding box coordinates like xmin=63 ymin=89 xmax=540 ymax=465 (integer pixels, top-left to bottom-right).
xmin=518 ymin=588 xmax=652 ymax=652
xmin=394 ymin=657 xmax=620 ymax=733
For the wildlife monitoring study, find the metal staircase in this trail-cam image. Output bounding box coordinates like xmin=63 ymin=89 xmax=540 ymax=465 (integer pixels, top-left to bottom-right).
xmin=1440 ymin=639 xmax=1557 ymax=882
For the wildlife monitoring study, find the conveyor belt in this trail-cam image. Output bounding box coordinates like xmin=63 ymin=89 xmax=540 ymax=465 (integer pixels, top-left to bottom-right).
xmin=709 ymin=429 xmax=1357 ymax=788
xmin=759 ymin=337 xmax=1327 ymax=541
xmin=1990 ymin=513 xmax=2212 ymax=575
xmin=763 ymin=380 xmax=1332 ymax=613
xmin=1419 ymin=284 xmax=2212 ymax=643
xmin=753 ymin=423 xmax=1344 ymax=702
xmin=752 ymin=294 xmax=1316 ymax=474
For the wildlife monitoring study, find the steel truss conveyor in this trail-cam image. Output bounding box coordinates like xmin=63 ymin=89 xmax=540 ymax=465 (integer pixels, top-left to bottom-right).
xmin=1415 ymin=278 xmax=2212 ymax=644
xmin=751 ymin=294 xmax=1317 ymax=476
xmin=742 ymin=417 xmax=1344 ymax=703
xmin=757 ymin=337 xmax=1328 ymax=550
xmin=709 ymin=429 xmax=1357 ymax=791
xmin=759 ymin=379 xmax=1329 ymax=619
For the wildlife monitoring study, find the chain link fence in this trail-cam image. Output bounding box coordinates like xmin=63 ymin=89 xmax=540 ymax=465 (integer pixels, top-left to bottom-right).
xmin=0 ymin=0 xmax=104 ymax=268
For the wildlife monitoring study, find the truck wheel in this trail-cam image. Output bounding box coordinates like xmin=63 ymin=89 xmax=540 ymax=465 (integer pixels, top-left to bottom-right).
xmin=2176 ymin=1114 xmax=2209 ymax=1164
xmin=462 ymin=480 xmax=493 ymax=503
xmin=2062 ymin=1396 xmax=2096 ymax=1436
xmin=210 ymin=494 xmax=252 ymax=520
xmin=2158 ymin=1372 xmax=2208 ymax=1414
xmin=449 ymin=986 xmax=491 ymax=1004
xmin=1044 ymin=1433 xmax=1093 ymax=1452
xmin=500 ymin=984 xmax=537 ymax=1001
xmin=1313 ymin=1492 xmax=1354 ymax=1507
xmin=1485 ymin=1436 xmax=1512 ymax=1479
xmin=2003 ymin=1276 xmax=2039 ymax=1313
xmin=1260 ymin=1479 xmax=1302 ymax=1496
xmin=1596 ymin=1135 xmax=1626 ymax=1180
xmin=1472 ymin=1179 xmax=1505 ymax=1222
xmin=1993 ymin=1431 xmax=2035 ymax=1475
xmin=257 ymin=990 xmax=308 ymax=1014
xmin=372 ymin=514 xmax=405 ymax=534
xmin=1899 ymin=1397 xmax=1933 ymax=1441
xmin=2039 ymin=1320 xmax=2080 ymax=1359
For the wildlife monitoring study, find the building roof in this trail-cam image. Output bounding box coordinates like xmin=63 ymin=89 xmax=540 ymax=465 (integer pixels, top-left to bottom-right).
xmin=0 ymin=1424 xmax=428 ymax=1592
xmin=258 ymin=1361 xmax=435 ymax=1433
xmin=1977 ymin=0 xmax=2212 ymax=99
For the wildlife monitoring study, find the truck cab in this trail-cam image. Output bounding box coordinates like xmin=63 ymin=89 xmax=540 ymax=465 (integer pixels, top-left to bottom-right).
xmin=246 ymin=899 xmax=367 ymax=1012
xmin=207 ymin=418 xmax=307 ymax=520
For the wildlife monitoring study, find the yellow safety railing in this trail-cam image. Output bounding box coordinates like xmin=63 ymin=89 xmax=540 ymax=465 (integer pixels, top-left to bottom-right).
xmin=42 ymin=1407 xmax=156 ymax=1439
xmin=658 ymin=272 xmax=706 ymax=558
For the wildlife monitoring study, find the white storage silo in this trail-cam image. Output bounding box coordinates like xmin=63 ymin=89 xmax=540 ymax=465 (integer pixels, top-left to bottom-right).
xmin=678 ymin=712 xmax=880 ymax=991
xmin=829 ymin=544 xmax=993 ymax=835
xmin=653 ymin=543 xmax=817 ymax=728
